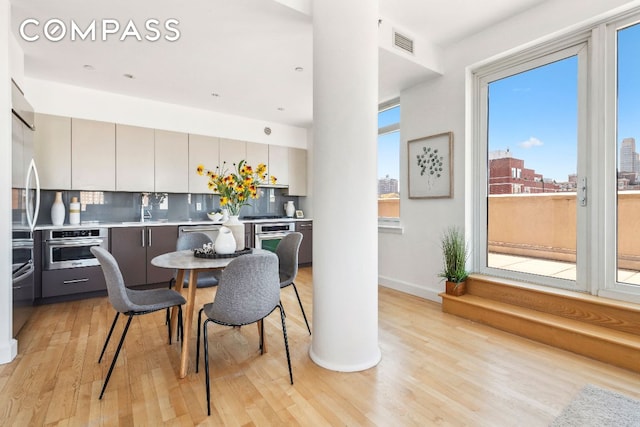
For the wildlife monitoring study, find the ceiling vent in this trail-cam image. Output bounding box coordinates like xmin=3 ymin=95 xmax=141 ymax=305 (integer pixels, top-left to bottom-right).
xmin=393 ymin=31 xmax=414 ymax=54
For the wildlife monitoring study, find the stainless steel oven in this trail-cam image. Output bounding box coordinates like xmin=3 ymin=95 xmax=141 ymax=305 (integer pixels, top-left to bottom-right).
xmin=254 ymin=222 xmax=295 ymax=252
xmin=44 ymin=228 xmax=109 ymax=270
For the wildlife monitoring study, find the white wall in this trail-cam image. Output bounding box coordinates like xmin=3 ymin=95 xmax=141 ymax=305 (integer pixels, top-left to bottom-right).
xmin=1 ymin=0 xmax=18 ymax=363
xmin=24 ymin=77 xmax=308 ymax=149
xmin=378 ymin=0 xmax=640 ymax=302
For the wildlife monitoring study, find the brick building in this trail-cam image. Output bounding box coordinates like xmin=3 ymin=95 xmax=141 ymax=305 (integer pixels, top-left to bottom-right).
xmin=489 ymin=155 xmax=560 ymax=195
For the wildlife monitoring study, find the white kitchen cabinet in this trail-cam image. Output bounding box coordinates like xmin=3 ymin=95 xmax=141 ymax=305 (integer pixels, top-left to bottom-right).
xmin=246 ymin=141 xmax=269 ymax=178
xmin=189 ymin=134 xmax=219 ymax=193
xmin=34 ymin=114 xmax=72 ymax=190
xmin=155 ymin=130 xmax=189 ymax=193
xmin=116 ymin=124 xmax=154 ymax=192
xmin=268 ymin=145 xmax=289 ymax=186
xmin=72 ymin=118 xmax=116 ymax=191
xmin=219 ymin=138 xmax=246 ymax=173
xmin=287 ymin=147 xmax=307 ymax=196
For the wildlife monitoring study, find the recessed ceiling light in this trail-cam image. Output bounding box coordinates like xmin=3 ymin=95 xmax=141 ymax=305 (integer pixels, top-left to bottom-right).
xmin=123 ymin=73 xmax=135 ymax=79
xmin=295 ymin=67 xmax=304 ymax=72
xmin=83 ymin=64 xmax=95 ymax=71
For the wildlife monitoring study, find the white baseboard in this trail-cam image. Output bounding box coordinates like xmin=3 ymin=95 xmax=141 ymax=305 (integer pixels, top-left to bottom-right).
xmin=0 ymin=338 xmax=17 ymax=364
xmin=378 ymin=275 xmax=442 ymax=303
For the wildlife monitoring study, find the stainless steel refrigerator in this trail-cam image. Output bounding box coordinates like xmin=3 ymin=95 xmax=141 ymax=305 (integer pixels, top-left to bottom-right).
xmin=11 ymin=79 xmax=39 ymax=338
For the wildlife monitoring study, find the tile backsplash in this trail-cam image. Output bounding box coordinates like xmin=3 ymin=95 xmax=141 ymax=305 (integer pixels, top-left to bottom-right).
xmin=37 ymin=188 xmax=299 ymax=225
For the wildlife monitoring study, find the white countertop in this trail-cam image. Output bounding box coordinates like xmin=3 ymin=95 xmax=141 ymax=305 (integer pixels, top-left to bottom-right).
xmin=35 ymin=217 xmax=312 ymax=230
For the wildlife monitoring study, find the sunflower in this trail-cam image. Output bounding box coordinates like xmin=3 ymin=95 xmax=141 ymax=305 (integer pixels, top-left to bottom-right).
xmin=197 ymin=159 xmax=269 ymax=216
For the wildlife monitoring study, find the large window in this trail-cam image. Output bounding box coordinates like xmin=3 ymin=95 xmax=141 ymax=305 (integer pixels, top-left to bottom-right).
xmin=378 ymin=99 xmax=400 ymax=219
xmin=616 ymin=21 xmax=640 ymax=287
xmin=472 ymin=11 xmax=640 ymax=303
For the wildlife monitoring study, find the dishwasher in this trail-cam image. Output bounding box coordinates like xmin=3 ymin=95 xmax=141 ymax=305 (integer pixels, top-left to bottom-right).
xmin=178 ymin=225 xmax=222 ymax=245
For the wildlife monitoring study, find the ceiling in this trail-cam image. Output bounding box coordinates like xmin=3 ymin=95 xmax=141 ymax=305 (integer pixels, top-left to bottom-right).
xmin=10 ymin=0 xmax=547 ymax=128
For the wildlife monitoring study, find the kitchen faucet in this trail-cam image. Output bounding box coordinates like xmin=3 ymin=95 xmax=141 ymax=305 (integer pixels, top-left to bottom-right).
xmin=140 ymin=194 xmax=152 ymax=222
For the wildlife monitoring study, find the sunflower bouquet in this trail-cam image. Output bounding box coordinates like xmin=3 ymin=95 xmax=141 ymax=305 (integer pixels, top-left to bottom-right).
xmin=196 ymin=160 xmax=272 ymax=216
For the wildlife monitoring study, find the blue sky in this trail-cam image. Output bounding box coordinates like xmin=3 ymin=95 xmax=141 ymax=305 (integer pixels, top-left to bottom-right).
xmin=488 ymin=22 xmax=640 ymax=182
xmin=378 ymin=106 xmax=400 ymax=180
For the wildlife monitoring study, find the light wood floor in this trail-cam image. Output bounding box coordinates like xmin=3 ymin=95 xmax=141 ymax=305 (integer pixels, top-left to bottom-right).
xmin=2 ymin=267 xmax=639 ymax=426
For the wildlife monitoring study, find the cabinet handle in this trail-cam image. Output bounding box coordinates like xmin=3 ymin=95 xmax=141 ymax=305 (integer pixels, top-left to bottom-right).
xmin=63 ymin=278 xmax=89 ymax=285
xmin=148 ymin=229 xmax=152 ymax=246
xmin=141 ymin=229 xmax=145 ymax=247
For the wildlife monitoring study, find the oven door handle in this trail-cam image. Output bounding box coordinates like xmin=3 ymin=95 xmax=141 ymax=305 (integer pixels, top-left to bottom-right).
xmin=257 ymin=232 xmax=291 ymax=239
xmin=47 ymin=239 xmax=105 ymax=247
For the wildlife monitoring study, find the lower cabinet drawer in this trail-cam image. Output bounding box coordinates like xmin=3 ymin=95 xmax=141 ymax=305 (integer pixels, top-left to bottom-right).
xmin=41 ymin=266 xmax=107 ymax=298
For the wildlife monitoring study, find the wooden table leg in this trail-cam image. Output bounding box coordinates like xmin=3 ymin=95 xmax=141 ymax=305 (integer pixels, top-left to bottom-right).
xmin=179 ymin=269 xmax=199 ymax=378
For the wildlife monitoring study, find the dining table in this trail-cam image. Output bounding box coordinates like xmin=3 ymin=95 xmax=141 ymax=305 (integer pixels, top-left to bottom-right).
xmin=151 ymin=247 xmax=267 ymax=378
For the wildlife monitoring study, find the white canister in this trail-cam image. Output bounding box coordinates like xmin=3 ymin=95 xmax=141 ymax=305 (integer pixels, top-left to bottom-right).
xmin=214 ymin=226 xmax=236 ymax=254
xmin=51 ymin=191 xmax=65 ymax=226
xmin=69 ymin=197 xmax=81 ymax=225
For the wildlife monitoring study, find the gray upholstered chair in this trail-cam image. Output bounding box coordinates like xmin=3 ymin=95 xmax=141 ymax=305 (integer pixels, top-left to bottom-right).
xmin=195 ymin=252 xmax=293 ymax=416
xmin=91 ymin=246 xmax=186 ymax=400
xmin=275 ymin=232 xmax=311 ymax=335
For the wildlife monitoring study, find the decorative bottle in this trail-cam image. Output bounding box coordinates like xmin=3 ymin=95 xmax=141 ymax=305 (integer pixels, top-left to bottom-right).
xmin=285 ymin=201 xmax=295 ymax=218
xmin=51 ymin=191 xmax=65 ymax=226
xmin=69 ymin=197 xmax=81 ymax=225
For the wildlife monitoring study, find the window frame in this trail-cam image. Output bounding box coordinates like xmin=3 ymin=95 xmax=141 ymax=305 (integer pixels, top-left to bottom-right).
xmin=378 ymin=97 xmax=401 ymax=231
xmin=469 ymin=8 xmax=640 ymax=303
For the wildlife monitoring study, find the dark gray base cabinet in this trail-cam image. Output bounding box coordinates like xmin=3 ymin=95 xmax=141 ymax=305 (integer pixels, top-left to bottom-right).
xmin=296 ymin=221 xmax=312 ymax=265
xmin=41 ymin=266 xmax=107 ymax=298
xmin=110 ymin=226 xmax=178 ymax=287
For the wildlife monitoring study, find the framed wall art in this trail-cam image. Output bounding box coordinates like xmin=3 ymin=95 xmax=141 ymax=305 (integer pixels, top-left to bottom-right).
xmin=408 ymin=131 xmax=453 ymax=199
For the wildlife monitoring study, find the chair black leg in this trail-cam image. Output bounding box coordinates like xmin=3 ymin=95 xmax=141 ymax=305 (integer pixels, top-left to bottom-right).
xmin=99 ymin=312 xmax=120 ymax=363
xmin=203 ymin=319 xmax=212 ymax=416
xmin=99 ymin=314 xmax=134 ymax=400
xmin=178 ymin=305 xmax=184 ymax=343
xmin=196 ymin=308 xmax=204 ymax=373
xmin=291 ymin=283 xmax=311 ymax=335
xmin=278 ymin=306 xmax=293 ymax=385
xmin=259 ymin=319 xmax=265 ymax=355
xmin=165 ymin=278 xmax=175 ymax=325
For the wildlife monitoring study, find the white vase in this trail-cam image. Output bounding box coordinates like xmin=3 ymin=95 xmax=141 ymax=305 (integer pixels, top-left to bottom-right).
xmin=51 ymin=191 xmax=65 ymax=226
xmin=214 ymin=226 xmax=236 ymax=254
xmin=224 ymin=215 xmax=245 ymax=250
xmin=285 ymin=201 xmax=295 ymax=218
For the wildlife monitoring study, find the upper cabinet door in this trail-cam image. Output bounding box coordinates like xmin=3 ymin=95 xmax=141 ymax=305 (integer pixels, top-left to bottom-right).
xmin=287 ymin=148 xmax=307 ymax=196
xmin=189 ymin=134 xmax=219 ymax=193
xmin=12 ymin=115 xmax=24 ymax=188
xmin=219 ymin=138 xmax=246 ymax=173
xmin=268 ymin=145 xmax=289 ymax=186
xmin=246 ymin=142 xmax=269 ymax=179
xmin=155 ymin=129 xmax=188 ymax=193
xmin=34 ymin=114 xmax=72 ymax=190
xmin=116 ymin=124 xmax=154 ymax=192
xmin=72 ymin=118 xmax=115 ymax=191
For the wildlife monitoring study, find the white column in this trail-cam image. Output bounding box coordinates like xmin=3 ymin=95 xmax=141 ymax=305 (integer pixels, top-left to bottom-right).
xmin=310 ymin=0 xmax=381 ymax=371
xmin=0 ymin=0 xmax=18 ymax=364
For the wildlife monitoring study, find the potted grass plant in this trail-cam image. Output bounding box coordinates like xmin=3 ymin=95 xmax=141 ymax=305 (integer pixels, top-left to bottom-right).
xmin=438 ymin=226 xmax=469 ymax=296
